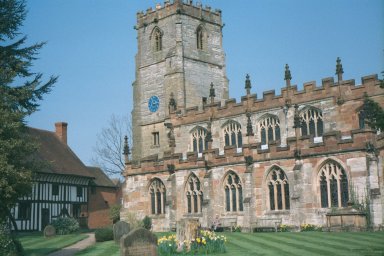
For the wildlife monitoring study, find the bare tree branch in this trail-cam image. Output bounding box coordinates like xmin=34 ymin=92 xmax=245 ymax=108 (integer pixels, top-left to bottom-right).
xmin=91 ymin=114 xmax=132 ymax=176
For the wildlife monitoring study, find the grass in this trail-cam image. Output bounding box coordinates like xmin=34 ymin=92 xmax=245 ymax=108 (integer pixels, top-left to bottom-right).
xmin=74 ymin=231 xmax=384 ymax=256
xmin=19 ymin=233 xmax=88 ymax=256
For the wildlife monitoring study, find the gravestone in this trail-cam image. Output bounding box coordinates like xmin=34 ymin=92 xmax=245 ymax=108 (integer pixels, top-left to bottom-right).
xmin=113 ymin=221 xmax=130 ymax=243
xmin=176 ymin=218 xmax=199 ymax=249
xmin=120 ymin=228 xmax=158 ymax=256
xmin=43 ymin=225 xmax=56 ymax=237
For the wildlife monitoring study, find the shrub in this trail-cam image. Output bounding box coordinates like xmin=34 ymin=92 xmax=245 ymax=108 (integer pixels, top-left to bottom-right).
xmin=109 ymin=204 xmax=121 ymax=224
xmin=0 ymin=223 xmax=24 ymax=256
xmin=51 ymin=217 xmax=79 ymax=235
xmin=95 ymin=228 xmax=113 ymax=242
xmin=142 ymin=216 xmax=152 ymax=230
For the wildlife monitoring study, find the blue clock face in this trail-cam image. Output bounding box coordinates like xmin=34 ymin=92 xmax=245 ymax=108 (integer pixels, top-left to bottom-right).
xmin=148 ymin=96 xmax=160 ymax=112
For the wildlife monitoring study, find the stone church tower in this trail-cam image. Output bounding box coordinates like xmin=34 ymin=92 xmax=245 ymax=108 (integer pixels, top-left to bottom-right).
xmin=131 ymin=0 xmax=229 ymax=161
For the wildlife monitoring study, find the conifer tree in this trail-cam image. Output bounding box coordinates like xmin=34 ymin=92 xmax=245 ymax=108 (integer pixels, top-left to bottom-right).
xmin=0 ymin=0 xmax=57 ymax=227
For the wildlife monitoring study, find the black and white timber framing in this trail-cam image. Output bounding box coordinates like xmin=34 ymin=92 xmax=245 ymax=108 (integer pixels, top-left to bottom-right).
xmin=11 ymin=173 xmax=93 ymax=231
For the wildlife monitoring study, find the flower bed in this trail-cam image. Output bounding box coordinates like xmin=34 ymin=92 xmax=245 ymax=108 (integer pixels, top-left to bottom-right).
xmin=158 ymin=230 xmax=227 ymax=255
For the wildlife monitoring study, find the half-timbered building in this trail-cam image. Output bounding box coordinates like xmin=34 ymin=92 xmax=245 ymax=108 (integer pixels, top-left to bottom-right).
xmin=11 ymin=122 xmax=118 ymax=231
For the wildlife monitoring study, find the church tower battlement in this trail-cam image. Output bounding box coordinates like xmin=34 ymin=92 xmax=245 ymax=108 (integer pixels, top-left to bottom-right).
xmin=132 ymin=0 xmax=229 ymax=161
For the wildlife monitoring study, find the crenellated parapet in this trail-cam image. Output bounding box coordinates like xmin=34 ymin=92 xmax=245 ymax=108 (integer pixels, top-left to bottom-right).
xmin=168 ymin=73 xmax=382 ymax=126
xmin=135 ymin=0 xmax=223 ymax=30
xmin=123 ymin=128 xmax=380 ymax=177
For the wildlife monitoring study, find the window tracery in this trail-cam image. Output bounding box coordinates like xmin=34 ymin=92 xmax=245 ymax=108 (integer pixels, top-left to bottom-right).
xmin=223 ymin=121 xmax=242 ymax=148
xmin=191 ymin=126 xmax=208 ymax=153
xmin=267 ymin=167 xmax=290 ymax=211
xmin=196 ymin=25 xmax=204 ymax=50
xmin=318 ymin=161 xmax=348 ymax=208
xmin=300 ymin=107 xmax=323 ymax=137
xmin=223 ymin=172 xmax=243 ymax=212
xmin=258 ymin=115 xmax=280 ymax=145
xmin=152 ymin=27 xmax=162 ymax=51
xmin=149 ymin=178 xmax=166 ymax=215
xmin=185 ymin=174 xmax=203 ymax=214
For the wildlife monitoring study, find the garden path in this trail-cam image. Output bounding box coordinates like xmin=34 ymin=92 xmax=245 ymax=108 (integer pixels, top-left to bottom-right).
xmin=47 ymin=233 xmax=95 ymax=256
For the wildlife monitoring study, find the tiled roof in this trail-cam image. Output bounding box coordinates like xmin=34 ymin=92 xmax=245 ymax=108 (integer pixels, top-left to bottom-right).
xmin=28 ymin=127 xmax=94 ymax=178
xmin=87 ymin=166 xmax=117 ymax=188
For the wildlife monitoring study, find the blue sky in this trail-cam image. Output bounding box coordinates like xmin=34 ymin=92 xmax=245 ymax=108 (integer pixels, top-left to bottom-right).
xmin=24 ymin=0 xmax=383 ymax=168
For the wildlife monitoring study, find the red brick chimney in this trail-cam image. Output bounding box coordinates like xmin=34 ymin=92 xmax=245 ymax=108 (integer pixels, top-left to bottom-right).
xmin=55 ymin=122 xmax=68 ymax=145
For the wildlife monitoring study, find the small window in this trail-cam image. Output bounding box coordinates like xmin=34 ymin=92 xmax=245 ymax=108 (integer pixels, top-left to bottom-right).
xmin=358 ymin=110 xmax=365 ymax=129
xmin=52 ymin=184 xmax=59 ymax=196
xmin=196 ymin=26 xmax=204 ymax=50
xmin=76 ymin=186 xmax=83 ymax=197
xmin=72 ymin=204 xmax=81 ymax=218
xmin=153 ymin=132 xmax=160 ymax=146
xmin=18 ymin=202 xmax=31 ymax=220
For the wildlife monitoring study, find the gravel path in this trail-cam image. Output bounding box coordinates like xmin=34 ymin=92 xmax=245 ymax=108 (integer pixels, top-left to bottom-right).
xmin=47 ymin=233 xmax=95 ymax=256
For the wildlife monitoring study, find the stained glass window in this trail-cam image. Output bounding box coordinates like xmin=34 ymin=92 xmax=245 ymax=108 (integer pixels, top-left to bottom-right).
xmin=318 ymin=161 xmax=349 ymax=208
xmin=149 ymin=178 xmax=166 ymax=215
xmin=191 ymin=126 xmax=208 ymax=153
xmin=258 ymin=115 xmax=281 ymax=145
xmin=224 ymin=171 xmax=243 ymax=212
xmin=267 ymin=167 xmax=290 ymax=211
xmin=223 ymin=121 xmax=242 ymax=148
xmin=186 ymin=174 xmax=203 ymax=213
xmin=300 ymin=107 xmax=323 ymax=137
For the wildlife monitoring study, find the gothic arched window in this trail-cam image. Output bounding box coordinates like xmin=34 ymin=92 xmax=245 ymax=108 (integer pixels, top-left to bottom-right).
xmin=300 ymin=107 xmax=323 ymax=137
xmin=318 ymin=160 xmax=349 ymax=208
xmin=223 ymin=120 xmax=242 ymax=148
xmin=258 ymin=115 xmax=281 ymax=145
xmin=185 ymin=174 xmax=203 ymax=213
xmin=149 ymin=178 xmax=166 ymax=215
xmin=152 ymin=27 xmax=162 ymax=51
xmin=196 ymin=25 xmax=204 ymax=50
xmin=223 ymin=171 xmax=243 ymax=212
xmin=191 ymin=126 xmax=208 ymax=153
xmin=267 ymin=167 xmax=290 ymax=211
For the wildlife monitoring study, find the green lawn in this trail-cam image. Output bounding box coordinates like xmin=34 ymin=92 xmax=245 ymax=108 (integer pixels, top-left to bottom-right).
xmin=75 ymin=231 xmax=384 ymax=256
xmin=19 ymin=233 xmax=88 ymax=256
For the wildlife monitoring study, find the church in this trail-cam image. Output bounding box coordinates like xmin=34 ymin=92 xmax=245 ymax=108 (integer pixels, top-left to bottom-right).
xmin=122 ymin=0 xmax=384 ymax=231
